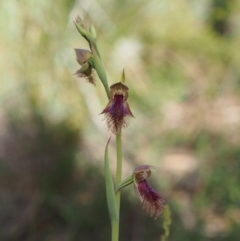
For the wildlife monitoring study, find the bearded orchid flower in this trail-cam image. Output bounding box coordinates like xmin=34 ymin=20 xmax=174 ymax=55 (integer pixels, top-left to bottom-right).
xmin=133 ymin=165 xmax=165 ymax=219
xmin=101 ymin=82 xmax=134 ymax=134
xmin=74 ymin=48 xmax=95 ymax=85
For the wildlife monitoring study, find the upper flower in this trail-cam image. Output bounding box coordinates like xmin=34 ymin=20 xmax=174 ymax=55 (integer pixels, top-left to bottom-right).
xmin=74 ymin=49 xmax=95 ymax=84
xmin=133 ymin=165 xmax=165 ymax=219
xmin=101 ymin=82 xmax=134 ymax=134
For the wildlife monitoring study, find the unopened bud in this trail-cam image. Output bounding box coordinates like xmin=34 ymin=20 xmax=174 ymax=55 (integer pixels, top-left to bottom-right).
xmin=89 ymin=23 xmax=97 ymax=39
xmin=74 ymin=17 xmax=87 ymax=38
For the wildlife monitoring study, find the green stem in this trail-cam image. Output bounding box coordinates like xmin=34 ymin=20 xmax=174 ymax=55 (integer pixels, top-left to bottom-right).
xmin=111 ymin=221 xmax=119 ymax=241
xmin=161 ymin=204 xmax=171 ymax=241
xmin=114 ymin=128 xmax=122 ymax=241
xmin=90 ymin=43 xmax=110 ymax=99
xmin=116 ymin=129 xmax=122 ymax=207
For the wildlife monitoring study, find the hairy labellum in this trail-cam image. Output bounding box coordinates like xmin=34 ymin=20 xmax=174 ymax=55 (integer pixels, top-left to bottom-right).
xmin=136 ymin=180 xmax=165 ymax=219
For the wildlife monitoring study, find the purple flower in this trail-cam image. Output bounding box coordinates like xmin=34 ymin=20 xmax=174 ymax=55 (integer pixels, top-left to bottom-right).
xmin=74 ymin=49 xmax=95 ymax=84
xmin=133 ymin=165 xmax=165 ymax=219
xmin=101 ymin=82 xmax=134 ymax=133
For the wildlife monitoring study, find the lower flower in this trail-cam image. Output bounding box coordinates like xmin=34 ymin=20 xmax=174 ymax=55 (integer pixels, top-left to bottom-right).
xmin=134 ymin=165 xmax=165 ymax=219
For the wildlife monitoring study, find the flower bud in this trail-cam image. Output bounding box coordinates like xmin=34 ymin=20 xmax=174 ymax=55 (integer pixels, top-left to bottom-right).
xmin=89 ymin=23 xmax=97 ymax=39
xmin=74 ymin=17 xmax=87 ymax=38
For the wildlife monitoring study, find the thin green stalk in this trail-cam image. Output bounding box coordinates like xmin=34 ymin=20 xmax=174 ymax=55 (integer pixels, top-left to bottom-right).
xmin=116 ymin=129 xmax=122 ymax=208
xmin=111 ymin=221 xmax=119 ymax=241
xmin=90 ymin=43 xmax=110 ymax=99
xmin=161 ymin=204 xmax=171 ymax=241
xmin=114 ymin=128 xmax=122 ymax=241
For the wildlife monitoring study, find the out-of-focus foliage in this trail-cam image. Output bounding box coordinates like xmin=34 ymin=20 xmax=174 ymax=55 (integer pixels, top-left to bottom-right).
xmin=1 ymin=0 xmax=240 ymax=240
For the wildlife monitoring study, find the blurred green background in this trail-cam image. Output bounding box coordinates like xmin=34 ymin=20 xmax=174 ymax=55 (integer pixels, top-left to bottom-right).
xmin=1 ymin=0 xmax=240 ymax=240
